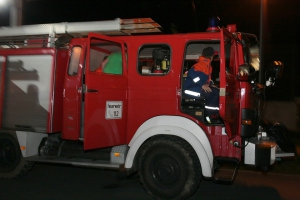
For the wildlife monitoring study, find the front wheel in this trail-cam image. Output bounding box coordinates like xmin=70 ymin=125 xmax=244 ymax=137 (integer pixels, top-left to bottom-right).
xmin=139 ymin=136 xmax=201 ymax=200
xmin=0 ymin=133 xmax=34 ymax=178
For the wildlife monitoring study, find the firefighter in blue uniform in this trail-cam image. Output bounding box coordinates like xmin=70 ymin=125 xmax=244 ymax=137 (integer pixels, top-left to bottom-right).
xmin=183 ymin=47 xmax=219 ymax=122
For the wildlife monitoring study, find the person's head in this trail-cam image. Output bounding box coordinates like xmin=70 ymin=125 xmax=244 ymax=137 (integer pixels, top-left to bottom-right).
xmin=202 ymin=47 xmax=217 ymax=60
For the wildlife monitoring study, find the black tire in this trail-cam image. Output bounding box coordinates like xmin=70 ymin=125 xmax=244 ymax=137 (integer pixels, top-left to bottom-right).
xmin=139 ymin=136 xmax=201 ymax=200
xmin=0 ymin=133 xmax=34 ymax=178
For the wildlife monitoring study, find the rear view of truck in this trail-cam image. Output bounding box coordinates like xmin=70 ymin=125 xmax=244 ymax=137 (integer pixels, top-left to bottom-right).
xmin=0 ymin=46 xmax=68 ymax=178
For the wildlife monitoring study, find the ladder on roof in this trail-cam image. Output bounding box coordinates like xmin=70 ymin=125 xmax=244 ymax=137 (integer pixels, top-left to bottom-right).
xmin=0 ymin=18 xmax=161 ymax=47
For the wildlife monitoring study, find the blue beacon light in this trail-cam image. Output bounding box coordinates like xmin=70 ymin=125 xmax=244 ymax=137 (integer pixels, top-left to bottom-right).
xmin=206 ymin=16 xmax=220 ymax=32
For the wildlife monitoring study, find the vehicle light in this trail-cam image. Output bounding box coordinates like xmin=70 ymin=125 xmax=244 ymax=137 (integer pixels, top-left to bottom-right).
xmin=242 ymin=120 xmax=252 ymax=125
xmin=114 ymin=152 xmax=121 ymax=157
xmin=20 ymin=146 xmax=26 ymax=150
xmin=206 ymin=16 xmax=220 ymax=32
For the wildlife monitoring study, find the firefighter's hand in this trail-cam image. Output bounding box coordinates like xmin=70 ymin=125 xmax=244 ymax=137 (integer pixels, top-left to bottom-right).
xmin=202 ymin=84 xmax=212 ymax=93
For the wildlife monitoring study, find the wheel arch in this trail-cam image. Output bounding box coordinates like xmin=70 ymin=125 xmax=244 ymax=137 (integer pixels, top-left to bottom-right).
xmin=124 ymin=115 xmax=214 ymax=177
xmin=0 ymin=130 xmax=17 ymax=138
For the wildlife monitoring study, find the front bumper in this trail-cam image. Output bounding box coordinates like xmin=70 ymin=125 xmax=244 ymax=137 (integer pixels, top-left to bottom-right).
xmin=244 ymin=137 xmax=276 ymax=166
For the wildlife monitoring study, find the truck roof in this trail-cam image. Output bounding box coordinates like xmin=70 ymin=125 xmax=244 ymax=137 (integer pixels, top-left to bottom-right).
xmin=0 ymin=18 xmax=161 ymax=48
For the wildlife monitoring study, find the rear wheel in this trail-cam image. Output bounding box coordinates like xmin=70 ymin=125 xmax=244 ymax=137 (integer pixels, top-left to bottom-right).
xmin=139 ymin=136 xmax=201 ymax=200
xmin=0 ymin=133 xmax=34 ymax=178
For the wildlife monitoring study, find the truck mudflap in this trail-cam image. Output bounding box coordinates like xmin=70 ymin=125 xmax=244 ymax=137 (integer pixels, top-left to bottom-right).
xmin=260 ymin=120 xmax=295 ymax=156
xmin=244 ymin=137 xmax=276 ymax=166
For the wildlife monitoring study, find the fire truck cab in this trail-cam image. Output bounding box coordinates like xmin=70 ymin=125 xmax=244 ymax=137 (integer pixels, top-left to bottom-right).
xmin=0 ymin=18 xmax=295 ymax=200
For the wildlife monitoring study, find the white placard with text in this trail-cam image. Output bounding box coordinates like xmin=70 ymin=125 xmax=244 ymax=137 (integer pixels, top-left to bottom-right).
xmin=105 ymin=101 xmax=123 ymax=119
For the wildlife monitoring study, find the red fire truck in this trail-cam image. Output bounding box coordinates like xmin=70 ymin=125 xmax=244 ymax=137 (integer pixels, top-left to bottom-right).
xmin=0 ymin=18 xmax=295 ymax=199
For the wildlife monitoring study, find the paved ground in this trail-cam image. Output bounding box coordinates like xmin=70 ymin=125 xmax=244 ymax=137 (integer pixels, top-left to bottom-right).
xmin=0 ymin=163 xmax=300 ymax=200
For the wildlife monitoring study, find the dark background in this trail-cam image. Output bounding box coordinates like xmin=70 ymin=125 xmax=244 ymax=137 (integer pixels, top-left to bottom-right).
xmin=1 ymin=0 xmax=300 ymax=100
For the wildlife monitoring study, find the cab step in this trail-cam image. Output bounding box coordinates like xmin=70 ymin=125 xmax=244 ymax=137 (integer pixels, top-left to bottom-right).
xmin=213 ymin=157 xmax=239 ymax=184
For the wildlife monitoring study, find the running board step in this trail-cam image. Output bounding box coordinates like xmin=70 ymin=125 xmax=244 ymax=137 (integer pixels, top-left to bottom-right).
xmin=26 ymin=155 xmax=123 ymax=170
xmin=213 ymin=157 xmax=239 ymax=184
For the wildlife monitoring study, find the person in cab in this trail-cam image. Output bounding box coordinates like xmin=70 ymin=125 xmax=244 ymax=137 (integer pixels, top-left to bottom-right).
xmin=183 ymin=47 xmax=220 ymax=122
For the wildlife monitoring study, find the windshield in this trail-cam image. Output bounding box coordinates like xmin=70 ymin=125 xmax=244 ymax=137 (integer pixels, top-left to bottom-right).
xmin=242 ymin=34 xmax=260 ymax=71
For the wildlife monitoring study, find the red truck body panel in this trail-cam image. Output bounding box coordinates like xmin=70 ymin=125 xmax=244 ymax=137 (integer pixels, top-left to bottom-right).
xmin=0 ymin=26 xmax=248 ymax=160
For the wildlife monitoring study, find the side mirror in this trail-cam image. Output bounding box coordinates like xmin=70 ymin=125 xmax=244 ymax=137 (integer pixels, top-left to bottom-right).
xmin=269 ymin=61 xmax=284 ymax=79
xmin=265 ymin=61 xmax=284 ymax=86
xmin=237 ymin=64 xmax=250 ymax=81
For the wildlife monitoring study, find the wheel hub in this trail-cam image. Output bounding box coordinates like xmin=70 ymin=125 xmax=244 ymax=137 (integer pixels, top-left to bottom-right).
xmin=151 ymin=155 xmax=180 ymax=188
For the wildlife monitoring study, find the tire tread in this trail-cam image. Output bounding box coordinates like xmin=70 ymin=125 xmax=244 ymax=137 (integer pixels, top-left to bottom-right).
xmin=139 ymin=136 xmax=201 ymax=200
xmin=0 ymin=133 xmax=34 ymax=179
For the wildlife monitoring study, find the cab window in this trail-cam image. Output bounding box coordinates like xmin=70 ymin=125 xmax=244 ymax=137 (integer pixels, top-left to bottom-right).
xmin=138 ymin=44 xmax=170 ymax=75
xmin=183 ymin=41 xmax=220 ymax=85
xmin=68 ymin=46 xmax=82 ymax=76
xmin=242 ymin=34 xmax=260 ymax=71
xmin=224 ymin=38 xmax=235 ymax=75
xmin=89 ymin=39 xmax=124 ymax=75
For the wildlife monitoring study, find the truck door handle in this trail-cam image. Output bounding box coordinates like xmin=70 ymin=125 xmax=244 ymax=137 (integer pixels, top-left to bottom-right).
xmin=87 ymin=89 xmax=98 ymax=93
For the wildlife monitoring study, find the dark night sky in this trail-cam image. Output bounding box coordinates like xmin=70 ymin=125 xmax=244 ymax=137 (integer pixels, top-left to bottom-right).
xmin=1 ymin=0 xmax=298 ymax=35
xmin=1 ymin=0 xmax=299 ymax=45
xmin=1 ymin=0 xmax=300 ymax=99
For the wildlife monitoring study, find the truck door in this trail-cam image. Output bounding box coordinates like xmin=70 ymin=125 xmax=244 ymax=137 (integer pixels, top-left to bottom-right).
xmin=220 ymin=34 xmax=240 ymax=138
xmin=84 ymin=33 xmax=127 ymax=150
xmin=62 ymin=41 xmax=86 ymax=140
